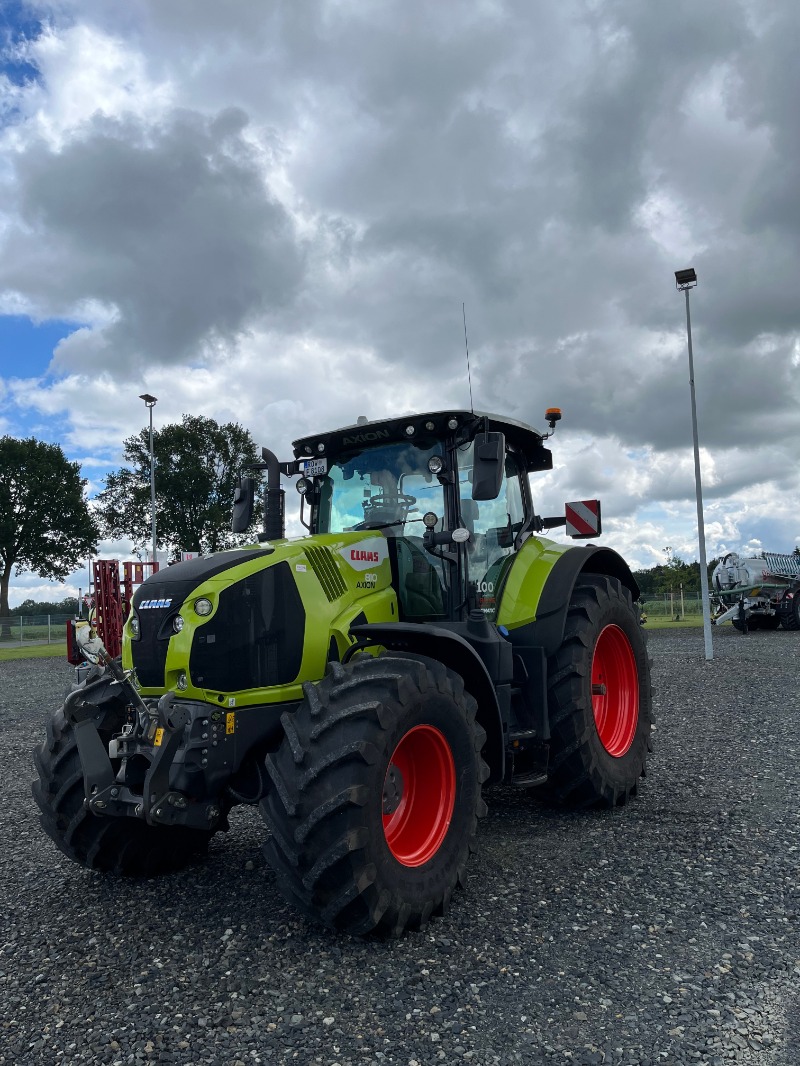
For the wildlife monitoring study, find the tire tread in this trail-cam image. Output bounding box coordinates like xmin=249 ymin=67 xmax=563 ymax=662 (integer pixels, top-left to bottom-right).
xmin=260 ymin=653 xmax=487 ymax=936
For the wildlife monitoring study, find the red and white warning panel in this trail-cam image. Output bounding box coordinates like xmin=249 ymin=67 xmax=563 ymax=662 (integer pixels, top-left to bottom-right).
xmin=565 ymin=500 xmax=602 ymax=539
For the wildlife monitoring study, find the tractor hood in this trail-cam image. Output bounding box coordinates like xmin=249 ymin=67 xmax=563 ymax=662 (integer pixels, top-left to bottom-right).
xmin=131 ymin=548 xmax=277 ymax=609
xmin=124 ymin=534 xmax=397 ymax=701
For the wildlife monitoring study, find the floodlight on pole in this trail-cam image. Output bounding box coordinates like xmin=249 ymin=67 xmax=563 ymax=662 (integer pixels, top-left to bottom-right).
xmin=674 ymin=268 xmax=713 ymax=661
xmin=139 ymin=393 xmax=158 ymax=566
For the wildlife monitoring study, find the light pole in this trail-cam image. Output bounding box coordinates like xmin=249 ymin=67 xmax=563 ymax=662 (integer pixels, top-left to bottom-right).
xmin=139 ymin=393 xmax=158 ymax=566
xmin=674 ymin=268 xmax=713 ymax=661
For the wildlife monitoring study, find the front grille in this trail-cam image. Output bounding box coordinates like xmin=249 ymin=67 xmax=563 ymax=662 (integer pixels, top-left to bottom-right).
xmin=305 ymin=546 xmax=347 ymax=602
xmin=129 ymin=548 xmax=276 ymax=690
xmin=131 ymin=602 xmax=183 ymax=688
xmin=189 ymin=562 xmax=305 ymax=692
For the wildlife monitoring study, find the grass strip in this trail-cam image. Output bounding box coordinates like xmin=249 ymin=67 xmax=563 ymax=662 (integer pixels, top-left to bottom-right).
xmin=0 ymin=643 xmax=68 ymax=661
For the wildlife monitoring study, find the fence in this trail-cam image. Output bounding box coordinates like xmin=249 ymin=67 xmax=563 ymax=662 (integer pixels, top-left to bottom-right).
xmin=0 ymin=600 xmax=709 ymax=638
xmin=0 ymin=615 xmax=73 ymax=644
xmin=640 ymin=595 xmax=703 ymax=621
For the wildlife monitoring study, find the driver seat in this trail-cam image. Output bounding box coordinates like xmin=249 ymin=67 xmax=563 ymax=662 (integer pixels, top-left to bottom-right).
xmin=391 ymin=537 xmax=446 ymax=620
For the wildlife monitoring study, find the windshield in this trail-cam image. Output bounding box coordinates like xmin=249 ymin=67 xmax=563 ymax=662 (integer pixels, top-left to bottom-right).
xmin=317 ymin=440 xmax=446 ymax=534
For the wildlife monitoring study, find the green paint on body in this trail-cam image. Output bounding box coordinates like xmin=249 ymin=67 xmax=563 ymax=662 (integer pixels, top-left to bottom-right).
xmin=496 ymin=536 xmax=573 ymax=630
xmin=123 ymin=531 xmax=398 ymax=705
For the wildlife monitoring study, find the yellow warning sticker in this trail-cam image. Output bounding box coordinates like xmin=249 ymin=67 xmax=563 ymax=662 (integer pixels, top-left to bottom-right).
xmin=226 ymin=712 xmax=235 ymax=735
xmin=154 ymin=727 xmax=164 ymax=747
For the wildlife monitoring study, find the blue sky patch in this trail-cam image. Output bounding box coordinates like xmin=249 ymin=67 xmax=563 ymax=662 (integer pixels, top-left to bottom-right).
xmin=0 ymin=1 xmax=42 ymax=87
xmin=0 ymin=314 xmax=79 ymax=379
xmin=0 ymin=315 xmax=82 ymax=442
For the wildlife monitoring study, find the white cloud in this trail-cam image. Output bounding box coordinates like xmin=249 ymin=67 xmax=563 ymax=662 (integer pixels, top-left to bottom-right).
xmin=14 ymin=23 xmax=174 ymax=147
xmin=2 ymin=0 xmax=800 ymax=603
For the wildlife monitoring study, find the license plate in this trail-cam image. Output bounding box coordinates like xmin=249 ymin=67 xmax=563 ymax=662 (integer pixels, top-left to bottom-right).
xmin=301 ymin=458 xmax=327 ymax=476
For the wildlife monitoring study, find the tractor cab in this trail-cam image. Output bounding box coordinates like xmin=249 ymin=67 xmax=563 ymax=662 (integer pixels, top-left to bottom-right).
xmin=280 ymin=410 xmax=556 ymax=624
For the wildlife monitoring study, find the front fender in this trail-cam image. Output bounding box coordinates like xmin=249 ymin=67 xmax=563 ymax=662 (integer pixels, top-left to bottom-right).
xmin=349 ymin=622 xmax=505 ymax=784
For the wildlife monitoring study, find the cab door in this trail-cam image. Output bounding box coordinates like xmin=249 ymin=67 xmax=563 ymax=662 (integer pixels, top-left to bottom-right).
xmin=456 ymin=441 xmax=527 ymax=618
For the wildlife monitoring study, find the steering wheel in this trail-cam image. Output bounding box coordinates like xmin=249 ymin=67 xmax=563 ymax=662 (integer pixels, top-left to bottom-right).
xmin=365 ymin=492 xmax=417 ymax=511
xmin=359 ymin=492 xmax=418 ymax=529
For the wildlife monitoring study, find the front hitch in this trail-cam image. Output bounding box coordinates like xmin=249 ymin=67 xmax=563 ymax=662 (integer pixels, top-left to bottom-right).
xmin=138 ymin=694 xmax=223 ymax=830
xmin=66 ymin=631 xmax=228 ymax=830
xmin=79 ymin=685 xmax=225 ymax=832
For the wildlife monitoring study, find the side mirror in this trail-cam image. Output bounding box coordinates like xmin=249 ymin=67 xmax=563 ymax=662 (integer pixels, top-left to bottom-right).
xmin=232 ymin=476 xmax=256 ymax=533
xmin=471 ymin=432 xmax=505 ymax=501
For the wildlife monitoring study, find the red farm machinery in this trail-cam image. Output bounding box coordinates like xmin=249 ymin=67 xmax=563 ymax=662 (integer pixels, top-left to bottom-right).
xmin=66 ymin=560 xmax=160 ymax=664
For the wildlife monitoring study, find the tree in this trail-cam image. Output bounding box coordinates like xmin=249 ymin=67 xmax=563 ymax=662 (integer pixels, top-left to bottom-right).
xmin=95 ymin=414 xmax=264 ymax=557
xmin=11 ymin=596 xmax=79 ymax=616
xmin=0 ymin=437 xmax=99 ymax=633
xmin=633 ymin=554 xmax=717 ymax=601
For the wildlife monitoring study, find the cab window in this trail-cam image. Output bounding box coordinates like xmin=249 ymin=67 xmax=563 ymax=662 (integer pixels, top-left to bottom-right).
xmin=317 ymin=441 xmax=445 ymax=535
xmin=315 ymin=440 xmax=449 ymax=622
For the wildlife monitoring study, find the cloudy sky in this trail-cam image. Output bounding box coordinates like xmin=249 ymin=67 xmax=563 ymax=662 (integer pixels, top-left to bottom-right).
xmin=1 ymin=0 xmax=798 ymax=607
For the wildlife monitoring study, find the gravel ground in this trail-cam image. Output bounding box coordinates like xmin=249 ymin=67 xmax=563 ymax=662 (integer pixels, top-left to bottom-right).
xmin=1 ymin=626 xmax=798 ymax=1066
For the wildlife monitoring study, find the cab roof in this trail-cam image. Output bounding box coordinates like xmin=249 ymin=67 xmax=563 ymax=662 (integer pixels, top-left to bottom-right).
xmin=292 ymin=410 xmax=553 ymax=473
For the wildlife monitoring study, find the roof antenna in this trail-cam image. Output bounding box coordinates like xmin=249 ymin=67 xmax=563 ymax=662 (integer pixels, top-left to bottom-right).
xmin=462 ymin=302 xmax=474 ymax=413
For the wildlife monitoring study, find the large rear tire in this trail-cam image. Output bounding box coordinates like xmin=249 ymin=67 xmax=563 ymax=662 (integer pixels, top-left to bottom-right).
xmin=32 ymin=706 xmax=215 ymax=874
xmin=544 ymin=575 xmax=653 ymax=808
xmin=780 ymin=593 xmax=800 ymax=630
xmin=260 ymin=654 xmax=488 ymax=937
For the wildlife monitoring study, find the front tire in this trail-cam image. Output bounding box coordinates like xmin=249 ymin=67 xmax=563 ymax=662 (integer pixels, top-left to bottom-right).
xmin=544 ymin=575 xmax=653 ymax=808
xmin=260 ymin=654 xmax=488 ymax=937
xmin=32 ymin=706 xmax=215 ymax=874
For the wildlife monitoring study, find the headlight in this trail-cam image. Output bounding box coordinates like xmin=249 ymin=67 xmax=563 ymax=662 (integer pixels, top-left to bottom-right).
xmin=427 ymin=455 xmax=444 ymax=474
xmin=296 ymin=477 xmax=312 ymax=495
xmin=172 ymin=615 xmax=184 ymax=634
xmin=194 ymin=597 xmax=213 ymax=616
xmin=129 ymin=613 xmax=141 ymax=639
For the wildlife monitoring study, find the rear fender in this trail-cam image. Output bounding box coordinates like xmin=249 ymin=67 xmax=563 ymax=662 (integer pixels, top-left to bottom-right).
xmin=349 ymin=622 xmax=505 ymax=784
xmin=499 ymin=542 xmax=640 ymax=657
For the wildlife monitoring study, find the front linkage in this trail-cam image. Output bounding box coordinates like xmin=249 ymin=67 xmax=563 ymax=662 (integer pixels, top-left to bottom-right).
xmin=62 ymin=657 xmax=228 ymax=831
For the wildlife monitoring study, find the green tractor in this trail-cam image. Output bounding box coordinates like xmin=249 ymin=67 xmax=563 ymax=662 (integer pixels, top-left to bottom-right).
xmin=33 ymin=409 xmax=652 ymax=936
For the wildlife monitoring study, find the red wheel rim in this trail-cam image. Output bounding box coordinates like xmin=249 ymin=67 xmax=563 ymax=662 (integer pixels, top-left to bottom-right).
xmin=382 ymin=725 xmax=456 ymax=867
xmin=591 ymin=624 xmax=639 ymax=757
